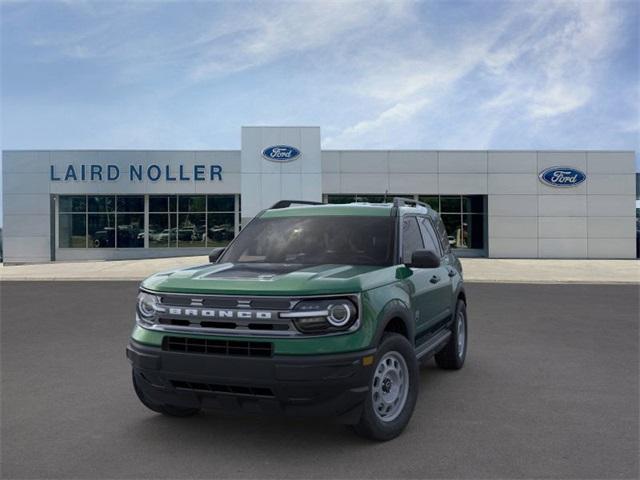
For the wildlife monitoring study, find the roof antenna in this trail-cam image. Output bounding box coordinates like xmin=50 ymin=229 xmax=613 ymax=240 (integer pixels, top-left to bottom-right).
xmin=384 ymin=190 xmax=388 ymax=203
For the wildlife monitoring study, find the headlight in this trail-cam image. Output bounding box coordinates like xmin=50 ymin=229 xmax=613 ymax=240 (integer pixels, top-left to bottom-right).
xmin=281 ymin=298 xmax=358 ymax=334
xmin=137 ymin=291 xmax=160 ymax=323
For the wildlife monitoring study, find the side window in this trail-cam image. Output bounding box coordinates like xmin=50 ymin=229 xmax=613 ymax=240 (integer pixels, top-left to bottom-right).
xmin=435 ymin=217 xmax=452 ymax=253
xmin=419 ymin=217 xmax=442 ymax=256
xmin=402 ymin=217 xmax=424 ymax=264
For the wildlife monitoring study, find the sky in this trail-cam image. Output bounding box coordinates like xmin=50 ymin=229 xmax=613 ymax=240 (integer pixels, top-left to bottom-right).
xmin=1 ymin=0 xmax=639 ymax=223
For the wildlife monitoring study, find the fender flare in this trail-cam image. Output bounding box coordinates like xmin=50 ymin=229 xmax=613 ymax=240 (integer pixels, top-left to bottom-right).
xmin=371 ymin=299 xmax=415 ymax=347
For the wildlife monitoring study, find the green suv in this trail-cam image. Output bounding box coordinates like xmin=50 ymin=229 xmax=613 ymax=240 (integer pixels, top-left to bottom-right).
xmin=127 ymin=198 xmax=467 ymax=440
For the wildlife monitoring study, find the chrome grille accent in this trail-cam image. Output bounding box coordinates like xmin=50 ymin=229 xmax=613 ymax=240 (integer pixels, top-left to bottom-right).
xmin=142 ymin=292 xmax=360 ymax=338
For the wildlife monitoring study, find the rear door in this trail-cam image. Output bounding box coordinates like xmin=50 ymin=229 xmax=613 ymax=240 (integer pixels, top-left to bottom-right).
xmin=418 ymin=216 xmax=453 ymax=331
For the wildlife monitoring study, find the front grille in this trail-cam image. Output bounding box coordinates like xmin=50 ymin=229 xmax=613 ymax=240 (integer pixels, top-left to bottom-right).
xmin=171 ymin=380 xmax=274 ymax=397
xmin=162 ymin=336 xmax=273 ymax=357
xmin=157 ymin=318 xmax=290 ymax=331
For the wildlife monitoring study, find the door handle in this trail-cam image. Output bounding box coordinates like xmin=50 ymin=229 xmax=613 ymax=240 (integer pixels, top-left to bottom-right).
xmin=429 ymin=275 xmax=441 ymax=284
xmin=448 ymin=268 xmax=457 ymax=277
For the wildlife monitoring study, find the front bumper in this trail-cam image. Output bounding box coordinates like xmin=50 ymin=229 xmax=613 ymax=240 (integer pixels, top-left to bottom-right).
xmin=127 ymin=340 xmax=375 ymax=424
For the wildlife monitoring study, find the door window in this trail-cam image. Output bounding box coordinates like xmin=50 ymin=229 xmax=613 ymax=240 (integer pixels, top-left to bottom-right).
xmin=434 ymin=217 xmax=452 ymax=253
xmin=402 ymin=217 xmax=424 ymax=264
xmin=419 ymin=217 xmax=442 ymax=256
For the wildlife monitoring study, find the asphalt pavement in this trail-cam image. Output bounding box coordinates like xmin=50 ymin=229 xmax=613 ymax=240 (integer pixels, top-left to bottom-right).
xmin=1 ymin=282 xmax=638 ymax=479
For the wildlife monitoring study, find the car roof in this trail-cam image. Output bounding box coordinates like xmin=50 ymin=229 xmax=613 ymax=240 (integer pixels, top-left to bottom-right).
xmin=260 ymin=202 xmax=432 ymax=218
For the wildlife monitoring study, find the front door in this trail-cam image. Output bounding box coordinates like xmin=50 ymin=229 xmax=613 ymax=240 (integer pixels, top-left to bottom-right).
xmin=400 ymin=216 xmax=449 ymax=341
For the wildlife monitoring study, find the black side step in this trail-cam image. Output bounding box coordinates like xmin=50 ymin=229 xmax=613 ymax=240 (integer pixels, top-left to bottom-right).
xmin=415 ymin=329 xmax=452 ymax=360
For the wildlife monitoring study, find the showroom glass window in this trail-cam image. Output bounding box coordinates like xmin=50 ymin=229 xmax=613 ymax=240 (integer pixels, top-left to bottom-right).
xmin=418 ymin=195 xmax=486 ymax=250
xmin=148 ymin=195 xmax=237 ymax=248
xmin=326 ymin=194 xmax=486 ymax=252
xmin=59 ymin=195 xmax=144 ymax=248
xmin=59 ymin=196 xmax=87 ymax=247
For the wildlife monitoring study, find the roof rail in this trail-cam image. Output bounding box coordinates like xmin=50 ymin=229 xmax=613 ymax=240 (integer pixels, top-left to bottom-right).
xmin=270 ymin=200 xmax=324 ymax=209
xmin=392 ymin=197 xmax=430 ymax=209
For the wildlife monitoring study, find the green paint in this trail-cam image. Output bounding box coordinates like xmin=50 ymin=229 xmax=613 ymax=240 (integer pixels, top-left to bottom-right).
xmin=142 ymin=264 xmax=400 ymax=296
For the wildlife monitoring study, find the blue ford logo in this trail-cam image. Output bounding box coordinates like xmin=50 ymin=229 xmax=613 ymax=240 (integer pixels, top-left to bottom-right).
xmin=538 ymin=166 xmax=586 ymax=187
xmin=261 ymin=145 xmax=301 ymax=162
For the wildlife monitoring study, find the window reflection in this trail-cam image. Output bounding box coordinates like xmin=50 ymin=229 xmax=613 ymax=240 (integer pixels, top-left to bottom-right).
xmin=117 ymin=213 xmax=144 ymax=248
xmin=177 ymin=213 xmax=206 ymax=247
xmin=59 ymin=214 xmax=86 ymax=247
xmin=88 ymin=213 xmax=115 ymax=248
xmin=207 ymin=213 xmax=235 ymax=246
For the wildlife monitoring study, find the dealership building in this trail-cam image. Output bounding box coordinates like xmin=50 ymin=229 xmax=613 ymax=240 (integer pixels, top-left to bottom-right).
xmin=1 ymin=126 xmax=637 ymax=263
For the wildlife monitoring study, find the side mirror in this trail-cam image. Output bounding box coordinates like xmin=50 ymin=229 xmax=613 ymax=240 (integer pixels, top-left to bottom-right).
xmin=408 ymin=249 xmax=440 ymax=269
xmin=208 ymin=247 xmax=225 ymax=263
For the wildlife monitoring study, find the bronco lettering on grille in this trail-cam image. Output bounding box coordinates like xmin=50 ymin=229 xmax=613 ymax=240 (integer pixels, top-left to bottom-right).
xmin=162 ymin=307 xmax=273 ymax=320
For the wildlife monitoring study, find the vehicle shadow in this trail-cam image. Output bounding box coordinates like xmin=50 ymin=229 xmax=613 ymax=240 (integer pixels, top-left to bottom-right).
xmin=124 ymin=360 xmax=450 ymax=449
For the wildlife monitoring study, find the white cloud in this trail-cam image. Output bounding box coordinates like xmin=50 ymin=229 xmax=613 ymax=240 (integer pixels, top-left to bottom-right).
xmin=190 ymin=1 xmax=410 ymax=79
xmin=325 ymin=0 xmax=628 ymax=147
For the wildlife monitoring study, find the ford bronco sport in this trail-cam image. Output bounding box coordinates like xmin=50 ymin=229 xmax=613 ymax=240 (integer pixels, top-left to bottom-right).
xmin=127 ymin=198 xmax=467 ymax=440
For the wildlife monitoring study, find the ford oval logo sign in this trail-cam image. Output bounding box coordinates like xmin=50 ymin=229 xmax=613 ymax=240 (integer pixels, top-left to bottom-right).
xmin=538 ymin=166 xmax=586 ymax=188
xmin=261 ymin=145 xmax=301 ymax=162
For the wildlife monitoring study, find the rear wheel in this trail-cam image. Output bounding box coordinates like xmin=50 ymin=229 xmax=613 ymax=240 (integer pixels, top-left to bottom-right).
xmin=352 ymin=333 xmax=419 ymax=441
xmin=435 ymin=299 xmax=467 ymax=370
xmin=132 ymin=371 xmax=200 ymax=417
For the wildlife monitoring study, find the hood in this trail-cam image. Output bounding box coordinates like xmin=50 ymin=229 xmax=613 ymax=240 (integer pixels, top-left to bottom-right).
xmin=141 ymin=262 xmax=399 ymax=296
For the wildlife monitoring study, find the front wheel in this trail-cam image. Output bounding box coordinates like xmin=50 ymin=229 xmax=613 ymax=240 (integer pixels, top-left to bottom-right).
xmin=435 ymin=299 xmax=467 ymax=370
xmin=352 ymin=333 xmax=419 ymax=441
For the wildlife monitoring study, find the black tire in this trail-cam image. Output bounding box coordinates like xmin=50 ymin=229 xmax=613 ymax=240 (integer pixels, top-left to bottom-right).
xmin=435 ymin=299 xmax=467 ymax=370
xmin=352 ymin=333 xmax=419 ymax=441
xmin=132 ymin=371 xmax=200 ymax=417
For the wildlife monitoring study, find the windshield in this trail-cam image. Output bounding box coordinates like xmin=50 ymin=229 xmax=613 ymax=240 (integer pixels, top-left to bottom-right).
xmin=221 ymin=216 xmax=396 ymax=266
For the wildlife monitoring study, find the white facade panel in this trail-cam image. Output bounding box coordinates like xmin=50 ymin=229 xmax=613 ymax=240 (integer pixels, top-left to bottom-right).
xmin=438 ymin=174 xmax=487 ymax=194
xmin=2 ymin=236 xmax=50 ymax=263
xmin=321 ymin=152 xmax=340 ymax=173
xmin=489 ymin=217 xmax=538 ymax=238
xmin=3 ymin=172 xmax=50 ymax=195
xmin=340 ymin=173 xmax=389 ymax=193
xmin=539 ymin=238 xmax=588 ymax=258
xmin=3 ymin=214 xmax=50 ymax=237
xmin=3 ymin=151 xmax=50 ymax=173
xmin=488 ymin=174 xmax=538 ymax=194
xmin=488 ymin=151 xmax=537 ymax=173
xmin=587 ymin=239 xmax=637 ymax=259
xmin=261 ymin=173 xmax=286 ymax=208
xmin=538 ymin=195 xmax=587 ymax=217
xmin=538 ymin=151 xmax=587 ymax=172
xmin=340 ymin=151 xmax=388 ymax=173
xmin=587 ymin=152 xmax=635 ymax=174
xmin=388 ymin=174 xmax=437 ymax=194
xmin=388 ymin=151 xmax=438 ymax=173
xmin=489 ymin=238 xmax=538 ymax=258
xmin=3 ymin=194 xmax=51 ymax=215
xmin=489 ymin=195 xmax=538 ymax=217
xmin=279 ymin=173 xmax=304 ymax=201
xmin=438 ymin=151 xmax=487 ymax=173
xmin=587 ymin=195 xmax=636 ymax=217
xmin=587 ymin=174 xmax=636 ymax=195
xmin=538 ymin=217 xmax=588 ymax=238
xmin=587 ymin=217 xmax=637 ymax=238
xmin=321 ymin=173 xmax=341 ymax=193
